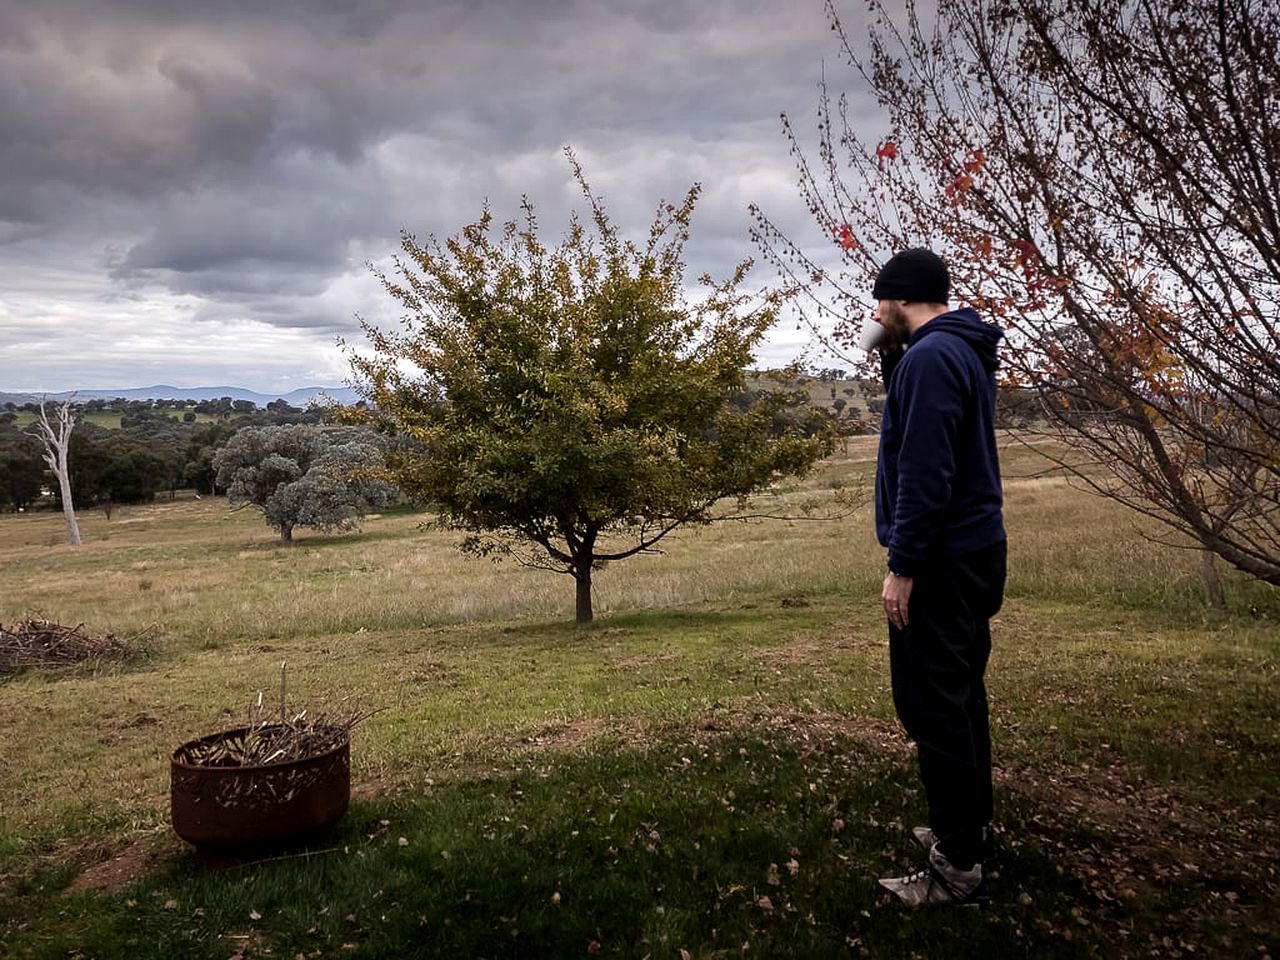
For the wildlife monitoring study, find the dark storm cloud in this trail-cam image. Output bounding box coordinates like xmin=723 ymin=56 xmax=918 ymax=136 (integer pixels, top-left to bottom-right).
xmin=0 ymin=0 xmax=881 ymax=389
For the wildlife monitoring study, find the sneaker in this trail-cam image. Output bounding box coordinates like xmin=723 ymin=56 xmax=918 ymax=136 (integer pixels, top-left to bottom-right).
xmin=911 ymin=824 xmax=999 ymax=871
xmin=878 ymin=845 xmax=988 ymax=907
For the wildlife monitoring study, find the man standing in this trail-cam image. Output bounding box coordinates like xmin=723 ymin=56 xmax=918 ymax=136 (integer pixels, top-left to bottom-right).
xmin=868 ymin=249 xmax=1007 ymax=906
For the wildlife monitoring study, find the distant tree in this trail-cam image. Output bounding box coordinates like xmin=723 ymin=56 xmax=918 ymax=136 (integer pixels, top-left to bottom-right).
xmin=196 ymin=397 xmax=236 ymax=417
xmin=347 ymin=152 xmax=834 ymax=622
xmin=61 ymin=428 xmax=166 ymax=506
xmin=98 ymin=438 xmax=169 ymax=504
xmin=183 ymin=422 xmax=239 ymax=495
xmin=31 ymin=399 xmax=81 ymax=544
xmin=726 ymin=387 xmax=835 ymax=440
xmin=0 ymin=424 xmax=43 ymax=512
xmin=213 ymin=424 xmax=398 ymax=542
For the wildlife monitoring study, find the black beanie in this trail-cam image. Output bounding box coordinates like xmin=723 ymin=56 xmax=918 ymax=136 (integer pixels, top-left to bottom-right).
xmin=871 ymin=248 xmax=950 ymax=303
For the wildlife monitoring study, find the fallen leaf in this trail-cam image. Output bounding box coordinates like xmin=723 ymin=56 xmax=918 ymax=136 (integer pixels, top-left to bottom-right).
xmin=757 ymin=895 xmax=774 ymax=912
xmin=766 ymin=863 xmax=781 ymax=886
xmin=786 ymin=858 xmax=800 ymax=877
xmin=163 ymin=899 xmax=178 ymax=910
xmin=398 ymin=837 xmax=409 ymax=847
xmin=249 ymin=910 xmax=262 ymax=921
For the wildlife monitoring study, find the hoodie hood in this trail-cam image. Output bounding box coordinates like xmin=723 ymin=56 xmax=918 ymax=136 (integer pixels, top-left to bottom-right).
xmin=910 ymin=307 xmax=1002 ymax=372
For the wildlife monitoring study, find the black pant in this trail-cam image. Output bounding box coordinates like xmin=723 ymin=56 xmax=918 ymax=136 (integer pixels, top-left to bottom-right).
xmin=888 ymin=539 xmax=1006 ymax=871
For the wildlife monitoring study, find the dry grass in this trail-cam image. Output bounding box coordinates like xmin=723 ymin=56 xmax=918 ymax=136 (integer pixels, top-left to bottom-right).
xmin=0 ymin=435 xmax=1274 ymax=849
xmin=3 ymin=435 xmax=1241 ymax=643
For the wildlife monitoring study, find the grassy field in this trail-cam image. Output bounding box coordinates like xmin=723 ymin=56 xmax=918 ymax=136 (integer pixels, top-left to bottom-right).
xmin=1 ymin=437 xmax=1277 ymax=958
xmin=7 ymin=410 xmax=222 ymax=429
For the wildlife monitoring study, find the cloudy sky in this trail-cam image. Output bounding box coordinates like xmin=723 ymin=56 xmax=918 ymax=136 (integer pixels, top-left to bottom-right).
xmin=0 ymin=0 xmax=879 ymax=393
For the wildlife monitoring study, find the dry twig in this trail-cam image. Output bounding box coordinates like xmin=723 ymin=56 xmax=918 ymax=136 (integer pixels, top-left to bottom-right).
xmin=175 ymin=662 xmax=379 ymax=768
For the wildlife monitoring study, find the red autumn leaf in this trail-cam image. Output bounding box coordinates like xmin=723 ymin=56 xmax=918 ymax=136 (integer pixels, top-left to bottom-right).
xmin=945 ymin=173 xmax=974 ymax=200
xmin=963 ymin=148 xmax=987 ymax=174
xmin=836 ymin=223 xmax=858 ymax=250
xmin=875 ymin=140 xmax=897 ymax=171
xmin=1011 ymin=238 xmax=1039 ymax=267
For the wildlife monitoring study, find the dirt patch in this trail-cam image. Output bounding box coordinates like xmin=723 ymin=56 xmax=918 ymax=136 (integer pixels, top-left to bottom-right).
xmin=521 ymin=717 xmax=609 ymax=750
xmin=65 ymin=832 xmax=179 ymax=895
xmin=351 ymin=779 xmax=386 ymax=803
xmin=398 ymin=660 xmax=460 ymax=687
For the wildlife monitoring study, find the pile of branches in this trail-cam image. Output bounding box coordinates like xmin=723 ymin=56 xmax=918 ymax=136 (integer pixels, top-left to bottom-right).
xmin=175 ymin=713 xmax=366 ymax=768
xmin=0 ymin=619 xmax=135 ymax=672
xmin=175 ymin=663 xmax=375 ymax=768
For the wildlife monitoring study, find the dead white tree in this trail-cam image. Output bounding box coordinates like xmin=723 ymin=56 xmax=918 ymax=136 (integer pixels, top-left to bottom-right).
xmin=33 ymin=398 xmax=81 ymax=546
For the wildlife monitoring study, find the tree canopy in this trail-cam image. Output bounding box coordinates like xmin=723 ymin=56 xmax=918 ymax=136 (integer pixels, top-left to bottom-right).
xmin=753 ymin=0 xmax=1280 ymax=588
xmin=348 ymin=154 xmax=834 ymax=622
xmin=0 ymin=422 xmax=43 ymax=513
xmin=213 ymin=425 xmax=398 ymax=542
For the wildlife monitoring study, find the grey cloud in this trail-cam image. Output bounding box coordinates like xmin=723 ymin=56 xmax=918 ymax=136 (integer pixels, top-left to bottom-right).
xmin=0 ymin=38 xmax=278 ymax=203
xmin=3 ymin=0 xmax=835 ymax=205
xmin=0 ymin=0 xmax=878 ymax=389
xmin=190 ymin=297 xmax=355 ymax=332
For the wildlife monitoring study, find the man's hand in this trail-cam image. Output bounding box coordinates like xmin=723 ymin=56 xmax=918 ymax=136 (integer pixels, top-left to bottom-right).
xmin=882 ymin=572 xmax=913 ymax=630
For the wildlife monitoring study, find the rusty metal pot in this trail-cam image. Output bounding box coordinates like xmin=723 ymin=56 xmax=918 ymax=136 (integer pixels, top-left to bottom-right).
xmin=170 ymin=726 xmax=350 ymax=851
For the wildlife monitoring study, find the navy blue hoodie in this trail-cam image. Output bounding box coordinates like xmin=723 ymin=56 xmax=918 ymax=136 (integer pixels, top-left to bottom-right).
xmin=875 ymin=307 xmax=1005 ymax=576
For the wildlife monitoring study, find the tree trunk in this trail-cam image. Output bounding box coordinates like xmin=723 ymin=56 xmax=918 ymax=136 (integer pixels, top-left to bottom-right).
xmin=1201 ymin=549 xmax=1225 ymax=609
xmin=280 ymin=523 xmax=293 ymax=544
xmin=36 ymin=400 xmax=81 ymax=546
xmin=56 ymin=459 xmax=81 ymax=546
xmin=574 ymin=567 xmax=593 ymax=623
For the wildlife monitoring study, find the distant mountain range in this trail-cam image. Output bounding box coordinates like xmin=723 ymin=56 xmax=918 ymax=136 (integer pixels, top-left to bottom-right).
xmin=0 ymin=385 xmax=360 ymax=407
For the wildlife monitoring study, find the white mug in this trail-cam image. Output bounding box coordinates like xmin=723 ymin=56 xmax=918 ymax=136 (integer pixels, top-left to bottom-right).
xmin=858 ymin=319 xmax=889 ymax=353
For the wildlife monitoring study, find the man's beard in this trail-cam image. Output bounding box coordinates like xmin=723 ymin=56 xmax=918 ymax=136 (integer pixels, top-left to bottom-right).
xmin=880 ymin=303 xmax=912 ymax=346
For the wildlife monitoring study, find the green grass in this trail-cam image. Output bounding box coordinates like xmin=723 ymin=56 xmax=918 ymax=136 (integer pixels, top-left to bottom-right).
xmin=8 ymin=410 xmax=221 ymax=429
xmin=3 ymin=733 xmax=1101 ymax=959
xmin=1 ymin=438 xmax=1277 ymax=958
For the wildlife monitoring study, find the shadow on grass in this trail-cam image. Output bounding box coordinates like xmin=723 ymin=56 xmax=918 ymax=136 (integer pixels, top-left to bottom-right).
xmin=5 ymin=727 xmax=1104 ymax=960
